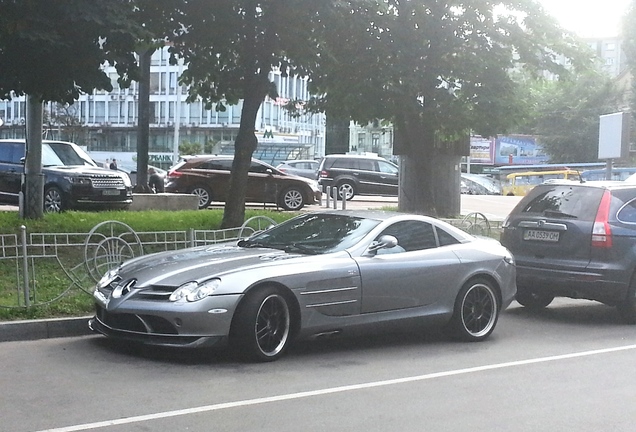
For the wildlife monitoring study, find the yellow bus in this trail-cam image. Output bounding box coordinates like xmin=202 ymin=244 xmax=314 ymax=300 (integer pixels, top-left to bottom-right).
xmin=503 ymin=170 xmax=581 ymax=196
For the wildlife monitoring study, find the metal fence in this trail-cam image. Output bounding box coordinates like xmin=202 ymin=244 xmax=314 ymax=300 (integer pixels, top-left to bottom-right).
xmin=0 ymin=216 xmax=277 ymax=310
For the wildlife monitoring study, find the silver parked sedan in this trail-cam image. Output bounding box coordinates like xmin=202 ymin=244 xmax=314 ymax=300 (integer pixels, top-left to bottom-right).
xmin=89 ymin=210 xmax=516 ymax=361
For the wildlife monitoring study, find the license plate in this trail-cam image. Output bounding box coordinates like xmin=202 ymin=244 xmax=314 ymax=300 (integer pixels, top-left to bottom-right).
xmin=523 ymin=229 xmax=559 ymax=242
xmin=102 ymin=189 xmax=121 ymax=196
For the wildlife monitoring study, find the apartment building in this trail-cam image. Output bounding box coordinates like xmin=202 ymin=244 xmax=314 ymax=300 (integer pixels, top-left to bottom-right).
xmin=0 ymin=47 xmax=326 ymax=168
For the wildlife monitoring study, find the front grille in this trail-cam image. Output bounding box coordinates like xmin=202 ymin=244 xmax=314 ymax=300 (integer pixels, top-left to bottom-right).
xmin=90 ymin=175 xmax=125 ymax=189
xmin=95 ymin=304 xmax=178 ymax=335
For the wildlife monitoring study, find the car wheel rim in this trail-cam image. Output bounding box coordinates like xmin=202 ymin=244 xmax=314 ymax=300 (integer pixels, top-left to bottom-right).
xmin=284 ymin=190 xmax=303 ymax=210
xmin=460 ymin=283 xmax=497 ymax=338
xmin=254 ymin=294 xmax=290 ymax=357
xmin=339 ymin=184 xmax=353 ymax=199
xmin=44 ymin=190 xmax=62 ymax=213
xmin=192 ymin=188 xmax=209 ymax=208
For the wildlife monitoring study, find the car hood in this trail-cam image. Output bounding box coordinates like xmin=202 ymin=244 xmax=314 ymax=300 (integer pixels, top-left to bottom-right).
xmin=44 ymin=165 xmax=125 ymax=176
xmin=117 ymin=244 xmax=309 ymax=288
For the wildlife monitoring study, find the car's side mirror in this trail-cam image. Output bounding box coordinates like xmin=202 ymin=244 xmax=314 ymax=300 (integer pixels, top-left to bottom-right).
xmin=368 ymin=235 xmax=398 ymax=253
xmin=266 ymin=168 xmax=273 ymax=176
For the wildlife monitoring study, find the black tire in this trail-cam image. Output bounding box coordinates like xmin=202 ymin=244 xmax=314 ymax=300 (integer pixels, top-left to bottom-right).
xmin=190 ymin=185 xmax=212 ymax=209
xmin=279 ymin=187 xmax=305 ymax=211
xmin=337 ymin=181 xmax=355 ymax=201
xmin=515 ymin=290 xmax=554 ymax=310
xmin=44 ymin=186 xmax=64 ymax=213
xmin=447 ymin=278 xmax=499 ymax=342
xmin=617 ymin=274 xmax=636 ymax=324
xmin=230 ymin=286 xmax=292 ymax=362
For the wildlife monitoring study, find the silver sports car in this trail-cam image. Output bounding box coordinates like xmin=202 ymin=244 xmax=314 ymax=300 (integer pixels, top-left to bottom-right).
xmin=89 ymin=210 xmax=516 ymax=361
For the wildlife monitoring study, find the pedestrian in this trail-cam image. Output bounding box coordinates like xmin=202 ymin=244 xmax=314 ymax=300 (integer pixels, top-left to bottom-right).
xmin=148 ymin=167 xmax=164 ymax=193
xmin=109 ymin=159 xmax=118 ymax=170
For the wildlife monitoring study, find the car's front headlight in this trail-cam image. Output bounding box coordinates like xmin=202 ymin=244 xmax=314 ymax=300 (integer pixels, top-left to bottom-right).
xmin=169 ymin=279 xmax=221 ymax=302
xmin=121 ymin=174 xmax=132 ymax=188
xmin=65 ymin=176 xmax=92 ymax=185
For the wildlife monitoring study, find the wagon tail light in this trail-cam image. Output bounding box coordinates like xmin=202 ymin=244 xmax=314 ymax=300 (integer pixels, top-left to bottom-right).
xmin=591 ymin=190 xmax=613 ymax=248
xmin=319 ymin=170 xmax=328 ymax=178
xmin=167 ymin=170 xmax=182 ymax=178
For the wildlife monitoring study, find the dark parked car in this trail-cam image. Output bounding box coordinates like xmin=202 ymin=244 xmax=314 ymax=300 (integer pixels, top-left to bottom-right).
xmin=165 ymin=155 xmax=322 ymax=210
xmin=318 ymin=154 xmax=399 ymax=200
xmin=89 ymin=210 xmax=516 ymax=361
xmin=276 ymin=159 xmax=320 ymax=180
xmin=501 ymin=181 xmax=636 ymax=322
xmin=0 ymin=139 xmax=132 ymax=212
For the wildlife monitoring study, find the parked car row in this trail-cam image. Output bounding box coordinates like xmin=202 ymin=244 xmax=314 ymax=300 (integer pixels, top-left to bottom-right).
xmin=0 ymin=139 xmax=132 ymax=212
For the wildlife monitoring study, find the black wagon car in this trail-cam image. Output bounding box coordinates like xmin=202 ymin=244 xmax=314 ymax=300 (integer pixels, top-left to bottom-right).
xmin=164 ymin=155 xmax=322 ymax=210
xmin=0 ymin=139 xmax=132 ymax=212
xmin=318 ymin=154 xmax=399 ymax=200
xmin=501 ymin=181 xmax=636 ymax=322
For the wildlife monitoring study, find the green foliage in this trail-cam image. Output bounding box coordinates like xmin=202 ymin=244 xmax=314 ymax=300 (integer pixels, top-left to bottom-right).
xmin=623 ymin=0 xmax=636 ymax=122
xmin=518 ymin=70 xmax=622 ymax=162
xmin=178 ymin=141 xmax=203 ymax=157
xmin=0 ymin=0 xmax=145 ymax=103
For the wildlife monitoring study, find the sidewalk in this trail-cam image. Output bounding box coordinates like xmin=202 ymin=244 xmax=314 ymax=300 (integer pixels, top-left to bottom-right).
xmin=0 ymin=316 xmax=93 ymax=343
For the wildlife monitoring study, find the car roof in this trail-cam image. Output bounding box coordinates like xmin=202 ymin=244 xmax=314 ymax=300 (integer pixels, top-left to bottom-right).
xmin=323 ymin=154 xmax=387 ymax=160
xmin=537 ymin=179 xmax=636 ymax=190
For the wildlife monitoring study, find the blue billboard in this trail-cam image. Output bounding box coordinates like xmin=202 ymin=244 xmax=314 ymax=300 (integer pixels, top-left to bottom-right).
xmin=495 ymin=135 xmax=548 ymax=165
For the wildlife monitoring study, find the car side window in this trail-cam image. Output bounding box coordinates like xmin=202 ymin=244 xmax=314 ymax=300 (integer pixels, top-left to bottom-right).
xmin=200 ymin=160 xmax=232 ymax=170
xmin=376 ymin=220 xmax=438 ymax=253
xmin=249 ymin=161 xmax=272 ymax=174
xmin=378 ymin=161 xmax=398 ymax=174
xmin=617 ymin=199 xmax=636 ymax=224
xmin=0 ymin=143 xmax=23 ymax=164
xmin=435 ymin=226 xmax=461 ymax=246
xmin=332 ymin=158 xmax=353 ymax=169
xmin=358 ymin=160 xmax=375 ymax=171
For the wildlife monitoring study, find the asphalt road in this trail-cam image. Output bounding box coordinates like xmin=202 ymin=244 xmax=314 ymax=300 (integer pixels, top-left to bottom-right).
xmin=2 ymin=298 xmax=636 ymax=432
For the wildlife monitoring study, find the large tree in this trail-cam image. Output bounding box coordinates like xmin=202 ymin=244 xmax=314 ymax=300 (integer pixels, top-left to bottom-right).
xmin=517 ymin=70 xmax=622 ymax=162
xmin=0 ymin=0 xmax=144 ymax=218
xmin=299 ymin=0 xmax=591 ymax=217
xmin=623 ymin=0 xmax=636 ymax=122
xmin=151 ymin=0 xmax=332 ymax=228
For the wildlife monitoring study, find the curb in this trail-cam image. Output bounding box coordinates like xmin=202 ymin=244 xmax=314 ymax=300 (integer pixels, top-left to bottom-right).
xmin=0 ymin=316 xmax=93 ymax=343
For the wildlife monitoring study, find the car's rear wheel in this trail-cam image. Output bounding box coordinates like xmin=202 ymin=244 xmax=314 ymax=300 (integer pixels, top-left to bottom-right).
xmin=448 ymin=278 xmax=499 ymax=341
xmin=230 ymin=286 xmax=292 ymax=362
xmin=190 ymin=185 xmax=212 ymax=209
xmin=515 ymin=290 xmax=554 ymax=310
xmin=44 ymin=186 xmax=64 ymax=213
xmin=617 ymin=274 xmax=636 ymax=324
xmin=279 ymin=187 xmax=305 ymax=211
xmin=337 ymin=181 xmax=355 ymax=200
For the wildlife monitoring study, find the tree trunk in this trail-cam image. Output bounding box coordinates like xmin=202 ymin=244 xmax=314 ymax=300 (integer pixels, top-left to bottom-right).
xmin=394 ymin=110 xmax=463 ymax=218
xmin=134 ymin=48 xmax=153 ymax=193
xmin=398 ymin=152 xmax=461 ymax=217
xmin=325 ymin=115 xmax=350 ymax=154
xmin=23 ymin=95 xmax=44 ymax=219
xmin=221 ymin=90 xmax=266 ymax=229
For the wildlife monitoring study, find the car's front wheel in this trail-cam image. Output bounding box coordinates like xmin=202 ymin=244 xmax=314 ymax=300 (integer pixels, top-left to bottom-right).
xmin=230 ymin=286 xmax=293 ymax=362
xmin=190 ymin=185 xmax=212 ymax=209
xmin=448 ymin=278 xmax=499 ymax=341
xmin=44 ymin=186 xmax=64 ymax=213
xmin=279 ymin=187 xmax=305 ymax=211
xmin=515 ymin=290 xmax=554 ymax=310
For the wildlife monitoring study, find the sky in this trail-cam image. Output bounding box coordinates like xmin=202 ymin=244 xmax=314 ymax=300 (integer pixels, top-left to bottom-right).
xmin=537 ymin=0 xmax=632 ymax=38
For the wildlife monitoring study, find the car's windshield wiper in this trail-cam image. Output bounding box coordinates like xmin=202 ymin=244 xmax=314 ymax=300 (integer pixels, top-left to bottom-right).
xmin=237 ymin=239 xmax=271 ymax=249
xmin=543 ymin=210 xmax=578 ymax=219
xmin=280 ymin=243 xmax=317 ymax=255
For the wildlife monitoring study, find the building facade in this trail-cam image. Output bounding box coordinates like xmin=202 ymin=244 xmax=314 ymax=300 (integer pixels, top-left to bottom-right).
xmin=0 ymin=47 xmax=326 ymax=168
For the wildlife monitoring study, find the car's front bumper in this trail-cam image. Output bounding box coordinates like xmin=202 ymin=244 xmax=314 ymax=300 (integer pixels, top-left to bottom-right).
xmin=90 ymin=292 xmax=243 ymax=348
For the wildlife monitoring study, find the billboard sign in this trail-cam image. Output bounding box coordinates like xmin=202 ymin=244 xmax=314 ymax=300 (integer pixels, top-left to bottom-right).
xmin=495 ymin=135 xmax=548 ymax=165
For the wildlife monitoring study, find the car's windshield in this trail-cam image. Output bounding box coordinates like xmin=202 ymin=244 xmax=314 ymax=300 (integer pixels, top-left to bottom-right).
xmin=240 ymin=213 xmax=381 ymax=254
xmin=46 ymin=142 xmax=96 ymax=166
xmin=41 ymin=145 xmax=65 ymax=167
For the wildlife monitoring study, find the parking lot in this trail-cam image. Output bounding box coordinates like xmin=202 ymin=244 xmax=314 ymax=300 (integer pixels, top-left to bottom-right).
xmin=2 ymin=298 xmax=636 ymax=432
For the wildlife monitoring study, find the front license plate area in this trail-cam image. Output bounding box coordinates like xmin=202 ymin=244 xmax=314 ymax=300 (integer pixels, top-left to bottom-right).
xmin=102 ymin=189 xmax=121 ymax=196
xmin=523 ymin=229 xmax=559 ymax=242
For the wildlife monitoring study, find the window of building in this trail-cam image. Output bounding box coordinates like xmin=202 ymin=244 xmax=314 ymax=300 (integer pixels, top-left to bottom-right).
xmin=606 ymin=43 xmax=616 ymax=50
xmin=149 ymin=73 xmax=160 ymax=94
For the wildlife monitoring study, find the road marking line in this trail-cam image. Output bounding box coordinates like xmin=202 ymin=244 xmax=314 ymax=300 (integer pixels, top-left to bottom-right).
xmin=37 ymin=344 xmax=636 ymax=432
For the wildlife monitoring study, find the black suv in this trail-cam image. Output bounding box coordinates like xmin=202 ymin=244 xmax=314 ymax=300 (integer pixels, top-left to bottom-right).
xmin=0 ymin=139 xmax=133 ymax=212
xmin=501 ymin=181 xmax=636 ymax=322
xmin=317 ymin=154 xmax=399 ymax=200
